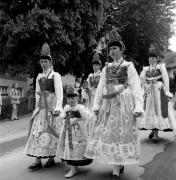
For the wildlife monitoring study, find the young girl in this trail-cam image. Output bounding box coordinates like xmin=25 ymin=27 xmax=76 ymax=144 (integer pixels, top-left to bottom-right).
xmin=10 ymin=83 xmax=20 ymax=121
xmin=57 ymin=85 xmax=92 ymax=178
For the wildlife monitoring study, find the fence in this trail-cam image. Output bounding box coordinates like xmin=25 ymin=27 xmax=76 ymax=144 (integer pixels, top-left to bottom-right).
xmin=0 ymin=97 xmax=31 ymax=120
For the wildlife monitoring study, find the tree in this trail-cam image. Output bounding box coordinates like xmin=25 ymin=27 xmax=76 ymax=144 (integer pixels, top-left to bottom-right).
xmin=0 ymin=0 xmax=107 ymax=76
xmin=102 ymin=0 xmax=175 ymax=68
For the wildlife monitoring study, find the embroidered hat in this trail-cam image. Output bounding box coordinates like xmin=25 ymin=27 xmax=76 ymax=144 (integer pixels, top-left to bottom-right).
xmin=108 ymin=29 xmax=126 ymax=52
xmin=66 ymin=84 xmax=78 ymax=97
xmin=40 ymin=42 xmax=52 ymax=60
xmin=149 ymin=51 xmax=158 ymax=58
xmin=92 ymin=53 xmax=101 ymax=65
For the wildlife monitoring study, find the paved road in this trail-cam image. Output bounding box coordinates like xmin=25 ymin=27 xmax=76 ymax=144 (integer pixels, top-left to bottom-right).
xmin=1 ymin=125 xmax=176 ymax=180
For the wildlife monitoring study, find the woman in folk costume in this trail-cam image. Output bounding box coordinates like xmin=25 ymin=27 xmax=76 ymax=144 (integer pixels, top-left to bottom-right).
xmin=84 ymin=29 xmax=143 ymax=179
xmin=57 ymin=85 xmax=93 ymax=178
xmin=0 ymin=92 xmax=2 ymax=115
xmin=82 ymin=53 xmax=102 ymax=137
xmin=82 ymin=53 xmax=101 ymax=112
xmin=138 ymin=52 xmax=176 ymax=143
xmin=10 ymin=83 xmax=20 ymax=121
xmin=25 ymin=42 xmax=63 ymax=170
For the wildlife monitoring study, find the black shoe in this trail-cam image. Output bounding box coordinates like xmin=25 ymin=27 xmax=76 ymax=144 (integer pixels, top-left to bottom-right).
xmin=153 ymin=136 xmax=159 ymax=143
xmin=28 ymin=163 xmax=42 ymax=170
xmin=111 ymin=174 xmax=120 ymax=180
xmin=120 ymin=165 xmax=124 ymax=174
xmin=148 ymin=132 xmax=154 ymax=139
xmin=43 ymin=160 xmax=55 ymax=168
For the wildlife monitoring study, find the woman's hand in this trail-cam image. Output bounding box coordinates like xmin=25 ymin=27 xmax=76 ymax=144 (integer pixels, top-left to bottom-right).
xmin=134 ymin=112 xmax=143 ymax=118
xmin=94 ymin=110 xmax=99 ymax=117
xmin=52 ymin=110 xmax=60 ymax=117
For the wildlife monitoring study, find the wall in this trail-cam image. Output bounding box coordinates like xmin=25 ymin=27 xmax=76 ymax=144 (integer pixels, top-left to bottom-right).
xmin=0 ymin=75 xmax=29 ymax=98
xmin=0 ymin=73 xmax=76 ymax=98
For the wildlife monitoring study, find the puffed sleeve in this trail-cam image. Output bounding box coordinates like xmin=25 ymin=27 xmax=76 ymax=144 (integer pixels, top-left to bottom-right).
xmin=127 ymin=62 xmax=144 ymax=113
xmin=87 ymin=74 xmax=91 ymax=89
xmin=160 ymin=63 xmax=173 ymax=97
xmin=92 ymin=66 xmax=106 ymax=111
xmin=35 ymin=74 xmax=41 ymax=107
xmin=0 ymin=92 xmax=2 ymax=106
xmin=140 ymin=67 xmax=148 ymax=85
xmin=78 ymin=104 xmax=93 ymax=122
xmin=81 ymin=75 xmax=91 ymax=100
xmin=54 ymin=72 xmax=63 ymax=112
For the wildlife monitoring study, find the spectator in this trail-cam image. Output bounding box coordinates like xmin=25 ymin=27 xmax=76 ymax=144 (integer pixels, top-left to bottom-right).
xmin=0 ymin=92 xmax=2 ymax=115
xmin=27 ymin=83 xmax=35 ymax=111
xmin=10 ymin=83 xmax=20 ymax=120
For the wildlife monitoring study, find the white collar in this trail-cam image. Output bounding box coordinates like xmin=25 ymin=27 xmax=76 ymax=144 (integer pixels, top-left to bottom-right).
xmin=43 ymin=68 xmax=52 ymax=75
xmin=113 ymin=57 xmax=124 ymax=65
xmin=93 ymin=70 xmax=101 ymax=76
xmin=149 ymin=63 xmax=158 ymax=70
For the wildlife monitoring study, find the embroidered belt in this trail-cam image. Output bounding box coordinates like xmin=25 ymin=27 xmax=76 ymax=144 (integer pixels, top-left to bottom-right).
xmin=102 ymin=93 xmax=117 ymax=99
xmin=61 ymin=117 xmax=73 ymax=151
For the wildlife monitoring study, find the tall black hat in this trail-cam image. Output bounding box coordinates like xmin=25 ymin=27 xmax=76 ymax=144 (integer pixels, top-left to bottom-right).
xmin=149 ymin=51 xmax=158 ymax=58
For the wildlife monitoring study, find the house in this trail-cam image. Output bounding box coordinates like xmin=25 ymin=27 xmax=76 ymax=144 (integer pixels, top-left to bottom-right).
xmin=0 ymin=74 xmax=32 ymax=98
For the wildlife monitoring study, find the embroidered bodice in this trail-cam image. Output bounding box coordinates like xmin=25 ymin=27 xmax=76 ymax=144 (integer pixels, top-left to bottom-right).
xmin=89 ymin=75 xmax=101 ymax=89
xmin=106 ymin=64 xmax=128 ymax=85
xmin=38 ymin=76 xmax=55 ymax=92
xmin=145 ymin=68 xmax=162 ymax=82
xmin=66 ymin=110 xmax=81 ymax=119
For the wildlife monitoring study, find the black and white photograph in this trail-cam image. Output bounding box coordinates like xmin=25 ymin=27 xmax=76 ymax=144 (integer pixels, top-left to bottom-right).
xmin=0 ymin=0 xmax=176 ymax=180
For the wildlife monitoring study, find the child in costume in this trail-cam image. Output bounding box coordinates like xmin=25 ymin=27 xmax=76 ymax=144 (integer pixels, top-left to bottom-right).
xmin=57 ymin=85 xmax=92 ymax=178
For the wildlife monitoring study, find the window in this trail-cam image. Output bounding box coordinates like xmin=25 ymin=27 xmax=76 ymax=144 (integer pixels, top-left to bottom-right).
xmin=0 ymin=86 xmax=8 ymax=96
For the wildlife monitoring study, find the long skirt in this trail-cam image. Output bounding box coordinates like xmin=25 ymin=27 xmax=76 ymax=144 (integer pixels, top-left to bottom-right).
xmin=139 ymin=83 xmax=176 ymax=131
xmin=84 ymin=88 xmax=140 ymax=165
xmin=57 ymin=118 xmax=92 ymax=165
xmin=25 ymin=94 xmax=59 ymax=158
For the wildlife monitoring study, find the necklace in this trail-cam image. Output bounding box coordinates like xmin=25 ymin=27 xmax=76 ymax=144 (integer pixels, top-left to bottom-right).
xmin=148 ymin=63 xmax=157 ymax=77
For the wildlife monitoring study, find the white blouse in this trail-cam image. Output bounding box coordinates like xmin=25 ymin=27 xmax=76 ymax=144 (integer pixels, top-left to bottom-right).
xmin=35 ymin=69 xmax=63 ymax=112
xmin=93 ymin=60 xmax=144 ymax=113
xmin=140 ymin=63 xmax=173 ymax=97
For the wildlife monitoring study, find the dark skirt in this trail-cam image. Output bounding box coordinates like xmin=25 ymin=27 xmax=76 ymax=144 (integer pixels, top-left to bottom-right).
xmin=61 ymin=158 xmax=93 ymax=166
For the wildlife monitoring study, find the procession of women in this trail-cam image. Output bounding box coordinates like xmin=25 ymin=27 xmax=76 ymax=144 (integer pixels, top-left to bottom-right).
xmin=25 ymin=29 xmax=176 ymax=180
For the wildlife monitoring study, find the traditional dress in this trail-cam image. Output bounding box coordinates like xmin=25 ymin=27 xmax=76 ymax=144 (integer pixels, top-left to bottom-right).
xmin=10 ymin=88 xmax=20 ymax=104
xmin=138 ymin=63 xmax=176 ymax=131
xmin=10 ymin=87 xmax=20 ymax=120
xmin=25 ymin=69 xmax=63 ymax=158
xmin=57 ymin=104 xmax=93 ymax=165
xmin=82 ymin=71 xmax=101 ymax=138
xmin=85 ymin=58 xmax=143 ymax=165
xmin=0 ymin=92 xmax=2 ymax=115
xmin=83 ymin=71 xmax=101 ymax=112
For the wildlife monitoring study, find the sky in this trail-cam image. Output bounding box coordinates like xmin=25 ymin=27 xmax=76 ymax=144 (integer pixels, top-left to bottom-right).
xmin=169 ymin=36 xmax=176 ymax=51
xmin=169 ymin=6 xmax=176 ymax=52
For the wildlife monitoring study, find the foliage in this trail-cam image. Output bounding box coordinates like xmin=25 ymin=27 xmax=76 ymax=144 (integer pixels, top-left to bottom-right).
xmin=0 ymin=0 xmax=107 ymax=76
xmin=102 ymin=0 xmax=176 ymax=67
xmin=0 ymin=0 xmax=175 ymax=75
